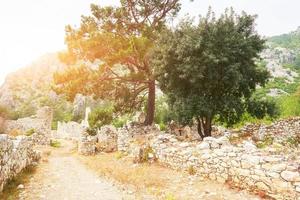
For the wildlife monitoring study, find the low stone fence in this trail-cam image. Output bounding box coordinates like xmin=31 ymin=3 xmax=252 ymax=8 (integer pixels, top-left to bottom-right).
xmin=150 ymin=134 xmax=300 ymax=200
xmin=56 ymin=121 xmax=85 ymax=139
xmin=241 ymin=117 xmax=300 ymax=141
xmin=75 ymin=121 xmax=300 ymax=199
xmin=0 ymin=134 xmax=41 ymax=192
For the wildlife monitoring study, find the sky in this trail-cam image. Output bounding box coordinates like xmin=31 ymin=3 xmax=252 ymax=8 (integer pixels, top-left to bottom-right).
xmin=0 ymin=0 xmax=300 ymax=84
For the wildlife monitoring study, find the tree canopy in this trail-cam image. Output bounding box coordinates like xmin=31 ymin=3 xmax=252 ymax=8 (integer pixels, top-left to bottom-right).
xmin=153 ymin=9 xmax=269 ymax=138
xmin=54 ymin=0 xmax=183 ymax=125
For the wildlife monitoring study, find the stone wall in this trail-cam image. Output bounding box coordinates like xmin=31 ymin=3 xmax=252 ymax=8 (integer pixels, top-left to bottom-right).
xmin=3 ymin=106 xmax=53 ymax=136
xmin=56 ymin=121 xmax=85 ymax=139
xmin=0 ymin=134 xmax=41 ymax=192
xmin=241 ymin=117 xmax=300 ymax=142
xmin=75 ymin=120 xmax=300 ymax=199
xmin=107 ymin=124 xmax=300 ymax=199
xmin=150 ymin=134 xmax=300 ymax=200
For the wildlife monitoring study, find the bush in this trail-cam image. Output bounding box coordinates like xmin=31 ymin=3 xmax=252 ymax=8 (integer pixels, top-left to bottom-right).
xmin=88 ymin=106 xmax=114 ymax=129
xmin=112 ymin=114 xmax=131 ymax=128
xmin=50 ymin=140 xmax=61 ymax=148
xmin=256 ymin=135 xmax=274 ymax=148
xmin=0 ymin=105 xmax=9 ymax=118
xmin=25 ymin=128 xmax=35 ymax=136
xmin=188 ymin=165 xmax=196 ymax=175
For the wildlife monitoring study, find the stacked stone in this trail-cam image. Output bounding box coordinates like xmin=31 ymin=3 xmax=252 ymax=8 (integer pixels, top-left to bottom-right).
xmin=0 ymin=134 xmax=41 ymax=192
xmin=97 ymin=125 xmax=118 ymax=153
xmin=151 ymin=134 xmax=300 ymax=200
xmin=56 ymin=121 xmax=85 ymax=140
xmin=78 ymin=135 xmax=97 ymax=156
xmin=241 ymin=117 xmax=300 ymax=140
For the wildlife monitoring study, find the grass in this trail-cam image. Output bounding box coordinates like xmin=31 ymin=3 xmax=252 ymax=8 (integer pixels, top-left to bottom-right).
xmin=77 ymin=153 xmax=166 ymax=191
xmin=0 ymin=166 xmax=36 ymax=200
xmin=50 ymin=140 xmax=61 ymax=148
xmin=25 ymin=128 xmax=35 ymax=136
xmin=77 ymin=152 xmax=253 ymax=199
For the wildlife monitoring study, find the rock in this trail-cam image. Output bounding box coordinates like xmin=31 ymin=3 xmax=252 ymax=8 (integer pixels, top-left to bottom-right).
xmin=17 ymin=184 xmax=25 ymax=189
xmin=216 ymin=136 xmax=230 ymax=146
xmin=271 ymin=164 xmax=286 ymax=172
xmin=255 ymin=181 xmax=270 ymax=191
xmin=242 ymin=141 xmax=257 ymax=151
xmin=280 ymin=171 xmax=300 ymax=182
xmin=197 ymin=142 xmax=210 ymax=150
xmin=78 ymin=140 xmax=96 ymax=155
xmin=97 ymin=125 xmax=118 ymax=153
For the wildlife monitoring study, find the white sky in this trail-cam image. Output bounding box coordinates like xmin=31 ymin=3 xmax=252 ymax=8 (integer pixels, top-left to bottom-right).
xmin=0 ymin=0 xmax=300 ymax=84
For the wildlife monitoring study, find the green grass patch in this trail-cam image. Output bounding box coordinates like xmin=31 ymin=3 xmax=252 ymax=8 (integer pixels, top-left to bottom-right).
xmin=50 ymin=140 xmax=61 ymax=148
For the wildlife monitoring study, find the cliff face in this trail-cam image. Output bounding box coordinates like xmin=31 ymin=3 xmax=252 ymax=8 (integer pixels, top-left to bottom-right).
xmin=0 ymin=53 xmax=66 ymax=110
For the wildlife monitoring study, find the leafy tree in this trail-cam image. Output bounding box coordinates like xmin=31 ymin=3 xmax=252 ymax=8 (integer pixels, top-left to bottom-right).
xmin=54 ymin=0 xmax=183 ymax=125
xmin=153 ymin=9 xmax=269 ymax=138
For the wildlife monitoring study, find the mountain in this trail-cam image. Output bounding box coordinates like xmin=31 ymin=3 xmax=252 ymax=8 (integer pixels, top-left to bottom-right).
xmin=0 ymin=53 xmax=67 ymax=117
xmin=258 ymin=27 xmax=300 ymax=97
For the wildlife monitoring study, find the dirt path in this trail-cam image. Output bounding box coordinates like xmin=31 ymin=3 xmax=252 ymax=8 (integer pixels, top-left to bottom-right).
xmin=18 ymin=139 xmax=261 ymax=200
xmin=19 ymin=140 xmax=131 ymax=200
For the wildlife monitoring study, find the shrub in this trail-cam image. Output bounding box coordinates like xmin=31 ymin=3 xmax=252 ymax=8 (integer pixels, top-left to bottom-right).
xmin=25 ymin=128 xmax=35 ymax=136
xmin=256 ymin=135 xmax=274 ymax=148
xmin=188 ymin=165 xmax=196 ymax=175
xmin=88 ymin=106 xmax=114 ymax=129
xmin=112 ymin=114 xmax=131 ymax=128
xmin=50 ymin=140 xmax=61 ymax=148
xmin=285 ymin=136 xmax=300 ymax=147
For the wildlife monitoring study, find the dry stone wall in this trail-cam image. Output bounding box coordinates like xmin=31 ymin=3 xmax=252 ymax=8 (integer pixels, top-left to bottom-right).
xmin=0 ymin=134 xmax=41 ymax=192
xmin=241 ymin=117 xmax=300 ymax=142
xmin=150 ymin=134 xmax=300 ymax=200
xmin=74 ymin=119 xmax=300 ymax=199
xmin=113 ymin=123 xmax=300 ymax=199
xmin=56 ymin=121 xmax=85 ymax=139
xmin=3 ymin=107 xmax=53 ymax=145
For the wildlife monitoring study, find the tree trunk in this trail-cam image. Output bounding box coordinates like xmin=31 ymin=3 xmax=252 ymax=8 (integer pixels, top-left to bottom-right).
xmin=144 ymin=80 xmax=155 ymax=125
xmin=196 ymin=116 xmax=212 ymax=139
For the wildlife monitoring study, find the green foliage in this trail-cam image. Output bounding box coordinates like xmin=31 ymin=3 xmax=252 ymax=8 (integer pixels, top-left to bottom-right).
xmin=268 ymin=29 xmax=300 ymax=49
xmin=230 ymin=112 xmax=274 ymax=129
xmin=285 ymin=136 xmax=300 ymax=147
xmin=39 ymin=95 xmax=73 ymax=130
xmin=277 ymin=95 xmax=300 ymax=117
xmin=158 ymin=122 xmax=167 ymax=131
xmin=112 ymin=114 xmax=131 ymax=128
xmin=88 ymin=105 xmax=114 ymax=129
xmin=50 ymin=140 xmax=61 ymax=148
xmin=25 ymin=128 xmax=35 ymax=136
xmin=154 ymin=9 xmax=268 ymax=138
xmin=54 ymin=0 xmax=184 ymax=125
xmin=0 ymin=105 xmax=9 ymax=118
xmin=154 ymin=95 xmax=173 ymax=125
xmin=256 ymin=135 xmax=274 ymax=148
xmin=246 ymin=96 xmax=279 ymax=119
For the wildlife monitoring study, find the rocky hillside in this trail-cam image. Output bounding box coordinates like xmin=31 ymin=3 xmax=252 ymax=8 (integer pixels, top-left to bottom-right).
xmin=0 ymin=53 xmax=67 ymax=118
xmin=257 ymin=27 xmax=300 ymax=97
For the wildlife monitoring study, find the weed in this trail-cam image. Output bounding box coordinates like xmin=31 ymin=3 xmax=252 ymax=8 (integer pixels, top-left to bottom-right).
xmin=25 ymin=128 xmax=35 ymax=136
xmin=165 ymin=193 xmax=176 ymax=200
xmin=50 ymin=140 xmax=61 ymax=148
xmin=188 ymin=166 xmax=196 ymax=175
xmin=256 ymin=135 xmax=274 ymax=149
xmin=0 ymin=166 xmax=36 ymax=200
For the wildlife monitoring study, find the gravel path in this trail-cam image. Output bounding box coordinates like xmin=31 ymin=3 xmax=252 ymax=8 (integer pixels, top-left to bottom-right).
xmin=19 ymin=140 xmax=129 ymax=200
xmin=18 ymin=139 xmax=261 ymax=200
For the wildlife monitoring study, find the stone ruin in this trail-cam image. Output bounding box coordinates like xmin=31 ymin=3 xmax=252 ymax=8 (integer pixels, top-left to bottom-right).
xmin=73 ymin=117 xmax=300 ymax=199
xmin=0 ymin=134 xmax=41 ymax=192
xmin=2 ymin=106 xmax=53 ymax=145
